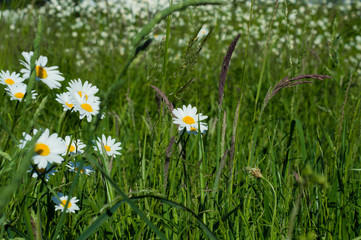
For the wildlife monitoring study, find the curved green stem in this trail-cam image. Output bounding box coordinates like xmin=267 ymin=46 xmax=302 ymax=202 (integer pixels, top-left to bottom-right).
xmin=262 ymin=176 xmax=277 ymax=240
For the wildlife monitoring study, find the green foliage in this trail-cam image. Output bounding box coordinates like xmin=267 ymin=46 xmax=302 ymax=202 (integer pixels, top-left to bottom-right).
xmin=1 ymin=0 xmax=361 ymax=239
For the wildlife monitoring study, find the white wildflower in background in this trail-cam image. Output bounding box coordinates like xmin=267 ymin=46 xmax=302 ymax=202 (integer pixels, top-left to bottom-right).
xmin=63 ymin=136 xmax=86 ymax=155
xmin=55 ymin=92 xmax=75 ymax=111
xmin=94 ymin=134 xmax=122 ymax=157
xmin=66 ymin=161 xmax=94 ymax=175
xmin=27 ymin=163 xmax=57 ymax=181
xmin=196 ymin=26 xmax=209 ymax=39
xmin=153 ymin=33 xmax=165 ymax=42
xmin=172 ymin=104 xmax=208 ymax=134
xmin=5 ymin=83 xmax=37 ymax=101
xmin=52 ymin=193 xmax=80 ymax=213
xmin=20 ymin=51 xmax=65 ymax=89
xmin=0 ymin=70 xmax=25 ymax=86
xmin=19 ymin=129 xmax=67 ymax=169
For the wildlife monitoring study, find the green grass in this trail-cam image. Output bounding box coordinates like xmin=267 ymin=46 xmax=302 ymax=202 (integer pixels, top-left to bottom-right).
xmin=1 ymin=0 xmax=361 ymax=239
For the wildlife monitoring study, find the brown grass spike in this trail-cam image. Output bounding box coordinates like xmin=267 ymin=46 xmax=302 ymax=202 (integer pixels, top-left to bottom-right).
xmin=262 ymin=74 xmax=331 ymax=111
xmin=151 ymin=85 xmax=174 ymax=116
xmin=219 ymin=33 xmax=241 ymax=106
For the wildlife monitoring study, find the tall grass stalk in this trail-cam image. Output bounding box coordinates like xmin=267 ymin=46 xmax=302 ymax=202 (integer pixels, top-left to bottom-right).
xmin=253 ymin=0 xmax=278 ymax=121
xmin=239 ymin=0 xmax=254 ymax=93
xmin=261 ymin=176 xmax=277 ymax=240
xmin=217 ymin=33 xmax=240 ymax=169
xmin=160 ymin=3 xmax=173 ymax=237
xmin=198 ymin=122 xmax=206 ymax=224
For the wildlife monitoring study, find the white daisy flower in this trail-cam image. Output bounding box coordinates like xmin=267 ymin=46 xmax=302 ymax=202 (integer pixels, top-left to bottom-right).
xmin=63 ymin=136 xmax=86 ymax=155
xmin=66 ymin=161 xmax=94 ymax=175
xmin=66 ymin=78 xmax=100 ymax=101
xmin=55 ymin=92 xmax=75 ymax=111
xmin=0 ymin=70 xmax=25 ymax=86
xmin=19 ymin=128 xmax=67 ymax=169
xmin=52 ymin=193 xmax=80 ymax=213
xmin=5 ymin=83 xmax=37 ymax=102
xmin=20 ymin=51 xmax=65 ymax=89
xmin=27 ymin=163 xmax=57 ymax=181
xmin=94 ymin=134 xmax=122 ymax=157
xmin=196 ymin=26 xmax=210 ymax=39
xmin=153 ymin=33 xmax=165 ymax=42
xmin=71 ymin=92 xmax=100 ymax=122
xmin=172 ymin=104 xmax=208 ymax=134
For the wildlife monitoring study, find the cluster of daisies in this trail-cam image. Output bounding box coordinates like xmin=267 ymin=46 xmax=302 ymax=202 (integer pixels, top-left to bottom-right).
xmin=0 ymin=50 xmax=122 ymax=213
xmin=0 ymin=51 xmax=64 ymax=102
xmin=1 ymin=50 xmax=209 ymax=214
xmin=0 ymin=51 xmax=102 ymax=122
xmin=20 ymin=128 xmax=122 ymax=213
xmin=55 ymin=79 xmax=102 ymax=122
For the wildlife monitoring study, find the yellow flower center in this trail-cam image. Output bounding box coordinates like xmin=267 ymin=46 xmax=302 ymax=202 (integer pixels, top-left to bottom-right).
xmin=78 ymin=91 xmax=88 ymax=100
xmin=61 ymin=199 xmax=72 ymax=208
xmin=36 ymin=66 xmax=48 ymax=79
xmin=75 ymin=168 xmax=85 ymax=174
xmin=5 ymin=78 xmax=15 ymax=85
xmin=81 ymin=103 xmax=93 ymax=112
xmin=183 ymin=116 xmax=195 ymax=125
xmin=68 ymin=145 xmax=75 ymax=152
xmin=65 ymin=102 xmax=74 ymax=108
xmin=104 ymin=145 xmax=111 ymax=152
xmin=14 ymin=92 xmax=24 ymax=99
xmin=35 ymin=143 xmax=50 ymax=156
xmin=190 ymin=127 xmax=198 ymax=132
xmin=36 ymin=167 xmax=46 ymax=173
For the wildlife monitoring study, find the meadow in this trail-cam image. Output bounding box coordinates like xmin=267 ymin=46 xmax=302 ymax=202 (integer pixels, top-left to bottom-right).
xmin=0 ymin=0 xmax=361 ymax=239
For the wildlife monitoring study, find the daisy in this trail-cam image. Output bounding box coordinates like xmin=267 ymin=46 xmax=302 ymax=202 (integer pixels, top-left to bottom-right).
xmin=71 ymin=92 xmax=100 ymax=122
xmin=172 ymin=104 xmax=208 ymax=134
xmin=63 ymin=136 xmax=86 ymax=155
xmin=66 ymin=161 xmax=94 ymax=175
xmin=52 ymin=193 xmax=80 ymax=213
xmin=94 ymin=134 xmax=122 ymax=157
xmin=153 ymin=33 xmax=165 ymax=42
xmin=0 ymin=70 xmax=25 ymax=86
xmin=27 ymin=163 xmax=57 ymax=181
xmin=196 ymin=26 xmax=210 ymax=39
xmin=19 ymin=128 xmax=67 ymax=169
xmin=55 ymin=92 xmax=75 ymax=111
xmin=5 ymin=83 xmax=37 ymax=102
xmin=20 ymin=51 xmax=65 ymax=89
xmin=66 ymin=78 xmax=100 ymax=101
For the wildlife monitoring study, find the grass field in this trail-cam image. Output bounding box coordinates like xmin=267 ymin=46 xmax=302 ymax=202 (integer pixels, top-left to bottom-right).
xmin=1 ymin=0 xmax=361 ymax=239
